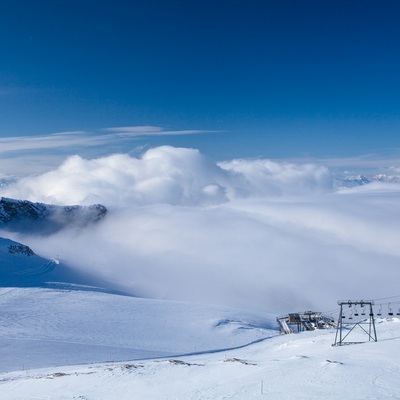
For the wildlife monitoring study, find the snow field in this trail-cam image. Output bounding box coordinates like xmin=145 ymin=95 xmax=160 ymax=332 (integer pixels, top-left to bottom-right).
xmin=0 ymin=287 xmax=399 ymax=399
xmin=1 ymin=319 xmax=400 ymax=399
xmin=0 ymin=287 xmax=276 ymax=373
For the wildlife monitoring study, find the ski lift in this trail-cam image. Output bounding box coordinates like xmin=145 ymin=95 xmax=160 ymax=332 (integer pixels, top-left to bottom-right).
xmin=354 ymin=307 xmax=359 ymax=316
xmin=361 ymin=305 xmax=366 ymax=316
xmin=396 ymin=308 xmax=400 ymax=316
xmin=377 ymin=305 xmax=382 ymax=316
xmin=388 ymin=304 xmax=393 ymax=316
xmin=349 ymin=310 xmax=353 ymax=320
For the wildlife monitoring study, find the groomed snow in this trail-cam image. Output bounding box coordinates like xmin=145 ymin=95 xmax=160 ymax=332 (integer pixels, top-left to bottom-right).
xmin=1 ymin=303 xmax=399 ymax=399
xmin=0 ymin=287 xmax=276 ymax=373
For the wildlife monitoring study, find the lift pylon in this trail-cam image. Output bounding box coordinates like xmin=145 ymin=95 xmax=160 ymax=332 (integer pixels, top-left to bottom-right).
xmin=334 ymin=300 xmax=377 ymax=346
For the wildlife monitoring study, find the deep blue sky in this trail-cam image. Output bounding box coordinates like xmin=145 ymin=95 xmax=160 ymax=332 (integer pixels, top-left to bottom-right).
xmin=1 ymin=0 xmax=400 ymax=160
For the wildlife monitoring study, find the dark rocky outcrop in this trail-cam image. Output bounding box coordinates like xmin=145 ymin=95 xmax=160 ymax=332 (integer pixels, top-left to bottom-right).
xmin=0 ymin=197 xmax=107 ymax=234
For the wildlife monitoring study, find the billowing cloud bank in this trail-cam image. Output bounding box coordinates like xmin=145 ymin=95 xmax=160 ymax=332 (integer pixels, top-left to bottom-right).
xmin=1 ymin=146 xmax=399 ymax=314
xmin=1 ymin=146 xmax=332 ymax=206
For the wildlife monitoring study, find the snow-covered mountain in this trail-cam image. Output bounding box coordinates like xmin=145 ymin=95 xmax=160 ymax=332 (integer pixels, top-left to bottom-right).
xmin=338 ymin=173 xmax=400 ymax=188
xmin=0 ymin=197 xmax=107 ymax=233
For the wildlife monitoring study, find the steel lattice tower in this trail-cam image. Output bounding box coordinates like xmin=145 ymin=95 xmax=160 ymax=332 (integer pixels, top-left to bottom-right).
xmin=334 ymin=300 xmax=377 ymax=346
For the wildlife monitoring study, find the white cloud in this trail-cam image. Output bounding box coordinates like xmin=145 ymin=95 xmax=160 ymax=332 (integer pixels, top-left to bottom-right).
xmin=0 ymin=146 xmax=332 ymax=206
xmin=0 ymin=127 xmax=216 ymax=155
xmin=219 ymin=158 xmax=332 ymax=196
xmin=0 ymin=127 xmax=218 ymax=177
xmin=103 ymin=126 xmax=217 ymax=136
xmin=0 ymin=131 xmax=89 ymax=153
xmin=283 ymin=152 xmax=400 ymax=173
xmin=1 ymin=146 xmax=400 ymax=314
xmin=6 ymin=189 xmax=400 ymax=314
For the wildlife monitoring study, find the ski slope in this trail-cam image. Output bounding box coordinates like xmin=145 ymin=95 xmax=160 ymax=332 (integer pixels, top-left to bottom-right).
xmin=0 ymin=239 xmax=399 ymax=399
xmin=0 ymin=287 xmax=276 ymax=373
xmin=0 ymin=251 xmax=399 ymax=399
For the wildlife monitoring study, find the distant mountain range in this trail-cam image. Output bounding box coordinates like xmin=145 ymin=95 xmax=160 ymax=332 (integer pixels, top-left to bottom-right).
xmin=337 ymin=174 xmax=400 ymax=188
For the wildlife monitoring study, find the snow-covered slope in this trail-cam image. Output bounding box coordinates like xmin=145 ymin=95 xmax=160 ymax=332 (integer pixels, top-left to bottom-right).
xmin=0 ymin=297 xmax=399 ymax=400
xmin=0 ymin=215 xmax=399 ymax=398
xmin=0 ymin=237 xmax=120 ymax=293
xmin=0 ymin=287 xmax=276 ymax=373
xmin=0 ymin=237 xmax=56 ymax=285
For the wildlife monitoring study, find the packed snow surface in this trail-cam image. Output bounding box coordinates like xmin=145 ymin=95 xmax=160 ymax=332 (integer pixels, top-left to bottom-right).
xmin=0 ymin=287 xmax=276 ymax=373
xmin=0 ymin=287 xmax=399 ymax=400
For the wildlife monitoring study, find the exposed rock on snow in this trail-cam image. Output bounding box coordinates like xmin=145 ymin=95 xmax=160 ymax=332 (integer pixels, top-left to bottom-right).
xmin=7 ymin=243 xmax=35 ymax=256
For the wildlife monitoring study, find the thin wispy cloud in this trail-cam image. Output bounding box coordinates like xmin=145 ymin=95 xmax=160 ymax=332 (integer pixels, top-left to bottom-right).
xmin=0 ymin=127 xmax=219 ymax=176
xmin=0 ymin=127 xmax=215 ymax=153
xmin=103 ymin=126 xmax=218 ymax=136
xmin=283 ymin=152 xmax=400 ymax=172
xmin=0 ymin=131 xmax=88 ymax=152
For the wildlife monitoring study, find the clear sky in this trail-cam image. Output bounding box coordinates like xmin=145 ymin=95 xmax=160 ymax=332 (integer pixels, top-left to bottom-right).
xmin=1 ymin=0 xmax=400 ymax=161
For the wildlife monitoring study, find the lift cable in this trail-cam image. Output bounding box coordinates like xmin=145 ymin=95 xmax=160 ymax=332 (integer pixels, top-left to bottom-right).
xmin=372 ymin=294 xmax=400 ymax=302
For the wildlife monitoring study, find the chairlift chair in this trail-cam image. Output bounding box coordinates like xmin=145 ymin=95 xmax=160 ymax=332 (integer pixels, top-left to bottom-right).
xmin=361 ymin=304 xmax=365 ymax=315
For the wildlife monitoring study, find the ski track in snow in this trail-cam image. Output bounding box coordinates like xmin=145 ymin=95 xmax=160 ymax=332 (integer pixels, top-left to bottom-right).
xmin=0 ymin=287 xmax=276 ymax=372
xmin=1 ymin=323 xmax=400 ymax=399
xmin=0 ymin=287 xmax=399 ymax=399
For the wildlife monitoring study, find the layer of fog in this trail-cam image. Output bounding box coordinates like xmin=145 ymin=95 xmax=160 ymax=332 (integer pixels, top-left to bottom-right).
xmin=1 ymin=146 xmax=400 ymax=314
